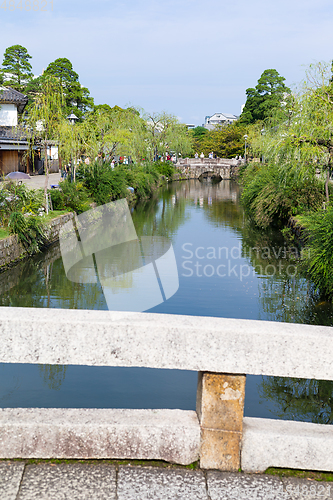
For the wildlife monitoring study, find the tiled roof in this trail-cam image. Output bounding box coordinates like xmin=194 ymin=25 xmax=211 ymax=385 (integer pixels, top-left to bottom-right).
xmin=0 ymin=126 xmax=28 ymax=141
xmin=0 ymin=86 xmax=28 ymax=113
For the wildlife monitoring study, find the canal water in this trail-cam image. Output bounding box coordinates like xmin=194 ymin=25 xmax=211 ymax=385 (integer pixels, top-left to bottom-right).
xmin=1 ymin=179 xmax=333 ymax=425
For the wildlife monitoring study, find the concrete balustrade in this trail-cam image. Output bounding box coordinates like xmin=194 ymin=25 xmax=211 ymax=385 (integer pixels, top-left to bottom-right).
xmin=0 ymin=306 xmax=333 ymax=472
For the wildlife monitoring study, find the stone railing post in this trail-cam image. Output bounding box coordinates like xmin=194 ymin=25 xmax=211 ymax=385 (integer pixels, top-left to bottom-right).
xmin=196 ymin=372 xmax=246 ymax=471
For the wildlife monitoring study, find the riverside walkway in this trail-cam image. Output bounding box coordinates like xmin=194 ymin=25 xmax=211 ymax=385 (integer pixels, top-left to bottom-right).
xmin=1 ymin=461 xmax=333 ymax=499
xmin=20 ymin=172 xmax=61 ymax=190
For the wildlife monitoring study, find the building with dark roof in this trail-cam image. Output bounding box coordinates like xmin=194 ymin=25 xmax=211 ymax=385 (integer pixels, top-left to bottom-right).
xmin=0 ymin=86 xmax=30 ymax=174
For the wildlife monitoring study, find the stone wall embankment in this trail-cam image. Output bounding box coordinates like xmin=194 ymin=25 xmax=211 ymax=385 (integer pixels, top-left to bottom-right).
xmin=0 ymin=212 xmax=74 ymax=270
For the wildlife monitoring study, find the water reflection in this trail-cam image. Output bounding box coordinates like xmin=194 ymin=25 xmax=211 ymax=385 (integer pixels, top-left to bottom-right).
xmin=0 ymin=179 xmax=333 ymax=421
xmin=259 ymin=377 xmax=333 ymax=425
xmin=39 ymin=365 xmax=67 ymax=391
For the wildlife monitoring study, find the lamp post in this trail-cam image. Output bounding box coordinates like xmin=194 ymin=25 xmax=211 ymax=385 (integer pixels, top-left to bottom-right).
xmin=243 ymin=134 xmax=248 ymax=162
xmin=261 ymin=128 xmax=265 ymax=163
xmin=66 ymin=112 xmax=78 ymax=182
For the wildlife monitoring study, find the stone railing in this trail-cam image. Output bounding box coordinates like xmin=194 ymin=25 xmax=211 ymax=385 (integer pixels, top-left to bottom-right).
xmin=0 ymin=308 xmax=332 ymax=473
xmin=177 ymin=157 xmax=242 ymax=167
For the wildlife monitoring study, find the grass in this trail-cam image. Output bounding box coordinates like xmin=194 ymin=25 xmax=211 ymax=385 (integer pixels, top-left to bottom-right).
xmin=42 ymin=209 xmax=72 ymax=222
xmin=0 ymin=227 xmax=11 ymax=240
xmin=265 ymin=467 xmax=333 ymax=482
xmin=0 ymin=210 xmax=71 ymax=238
xmin=1 ymin=459 xmax=332 ymax=479
xmin=0 ymin=210 xmax=71 ymax=242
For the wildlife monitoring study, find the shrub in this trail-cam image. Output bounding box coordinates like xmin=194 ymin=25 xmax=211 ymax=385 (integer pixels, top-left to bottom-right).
xmin=241 ymin=162 xmax=324 ymax=228
xmin=154 ymin=161 xmax=175 ymax=178
xmin=8 ymin=211 xmax=46 ymax=254
xmin=77 ymin=161 xmax=163 ymax=206
xmin=298 ymin=206 xmax=333 ymax=300
xmin=78 ymin=162 xmax=128 ymax=206
xmin=50 ymin=179 xmax=91 ymax=214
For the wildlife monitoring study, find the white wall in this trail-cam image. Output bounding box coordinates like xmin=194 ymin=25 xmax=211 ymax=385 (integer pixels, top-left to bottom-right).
xmin=0 ymin=103 xmax=18 ymax=126
xmin=50 ymin=146 xmax=58 ymax=160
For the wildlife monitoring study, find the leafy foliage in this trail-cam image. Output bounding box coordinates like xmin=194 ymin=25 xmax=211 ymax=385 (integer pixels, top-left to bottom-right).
xmin=50 ymin=180 xmax=91 ymax=214
xmin=26 ymin=75 xmax=66 ymax=212
xmin=0 ymin=182 xmax=44 ymax=225
xmin=193 ymin=122 xmax=248 ymax=158
xmin=241 ymin=162 xmax=324 ymax=228
xmin=241 ymin=62 xmax=333 ymax=233
xmin=239 ymin=69 xmax=290 ymax=125
xmin=76 ymin=161 xmax=164 ymax=206
xmin=144 ymin=112 xmax=194 ymax=161
xmin=153 ymin=161 xmax=175 ymax=177
xmin=81 ymin=105 xmax=145 ymax=161
xmin=78 ymin=162 xmax=128 ymax=205
xmin=298 ymin=206 xmax=333 ymax=299
xmin=8 ymin=211 xmax=46 ymax=254
xmin=1 ymin=44 xmax=33 ymax=91
xmin=44 ymin=58 xmax=94 ymax=119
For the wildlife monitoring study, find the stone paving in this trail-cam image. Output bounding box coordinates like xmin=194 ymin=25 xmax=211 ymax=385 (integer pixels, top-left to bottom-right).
xmin=20 ymin=172 xmax=61 ymax=190
xmin=1 ymin=461 xmax=332 ymax=500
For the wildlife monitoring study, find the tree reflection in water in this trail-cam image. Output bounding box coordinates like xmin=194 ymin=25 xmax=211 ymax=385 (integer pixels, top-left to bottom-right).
xmin=38 ymin=364 xmax=67 ymax=391
xmin=260 ymin=376 xmax=333 ymax=425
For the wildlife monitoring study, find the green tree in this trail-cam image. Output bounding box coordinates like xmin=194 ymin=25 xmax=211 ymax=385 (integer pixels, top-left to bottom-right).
xmin=44 ymin=58 xmax=93 ymax=119
xmin=198 ymin=122 xmax=248 ymax=158
xmin=27 ymin=75 xmax=66 ymax=213
xmin=82 ymin=105 xmax=147 ymax=162
xmin=240 ymin=63 xmax=333 ymax=228
xmin=190 ymin=126 xmax=208 ymax=154
xmin=1 ymin=44 xmax=33 ymax=92
xmin=257 ymin=63 xmax=333 ymax=203
xmin=58 ymin=119 xmax=85 ymax=182
xmin=298 ymin=205 xmax=333 ymax=300
xmin=25 ymin=74 xmax=47 ymax=108
xmin=239 ymin=69 xmax=290 ymax=124
xmin=145 ymin=112 xmax=193 ymax=161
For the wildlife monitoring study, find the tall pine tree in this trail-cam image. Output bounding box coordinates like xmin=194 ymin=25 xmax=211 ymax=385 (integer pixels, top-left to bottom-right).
xmin=240 ymin=69 xmax=290 ymax=125
xmin=44 ymin=58 xmax=93 ymax=119
xmin=1 ymin=45 xmax=33 ymax=92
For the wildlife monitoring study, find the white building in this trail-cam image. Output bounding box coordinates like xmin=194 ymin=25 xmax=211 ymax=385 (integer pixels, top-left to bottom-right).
xmin=0 ymin=87 xmax=60 ymax=174
xmin=0 ymin=87 xmax=30 ymax=174
xmin=203 ymin=113 xmax=238 ymax=130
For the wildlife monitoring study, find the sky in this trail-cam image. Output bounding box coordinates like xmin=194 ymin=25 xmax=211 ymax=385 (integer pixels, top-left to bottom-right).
xmin=1 ymin=0 xmax=333 ymax=125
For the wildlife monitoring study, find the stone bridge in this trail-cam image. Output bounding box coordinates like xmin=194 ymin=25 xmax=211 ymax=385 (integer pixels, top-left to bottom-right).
xmin=0 ymin=307 xmax=333 ymax=474
xmin=176 ymin=157 xmax=243 ymax=180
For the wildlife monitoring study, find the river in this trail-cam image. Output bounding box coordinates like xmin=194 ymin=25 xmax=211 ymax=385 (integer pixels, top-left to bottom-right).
xmin=1 ymin=179 xmax=333 ymax=424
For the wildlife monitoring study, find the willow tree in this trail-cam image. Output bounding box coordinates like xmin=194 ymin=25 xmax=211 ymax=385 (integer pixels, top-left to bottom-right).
xmin=27 ymin=75 xmax=65 ymax=213
xmin=58 ymin=119 xmax=85 ymax=182
xmin=145 ymin=112 xmax=193 ymax=161
xmin=81 ymin=105 xmax=147 ymax=162
xmin=252 ymin=62 xmax=333 ymax=206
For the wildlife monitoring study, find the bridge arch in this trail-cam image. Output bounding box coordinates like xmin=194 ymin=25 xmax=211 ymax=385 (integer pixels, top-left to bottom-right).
xmin=176 ymin=157 xmax=243 ymax=180
xmin=198 ymin=171 xmax=222 ymax=182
